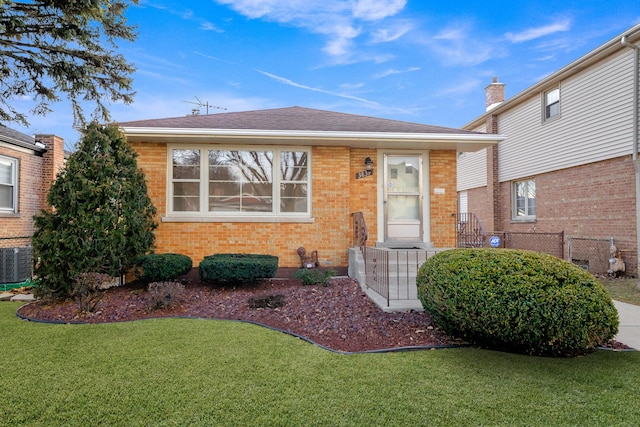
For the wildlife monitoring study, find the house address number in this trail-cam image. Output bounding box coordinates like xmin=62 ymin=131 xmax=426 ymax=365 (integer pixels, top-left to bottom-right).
xmin=355 ymin=170 xmax=373 ymax=179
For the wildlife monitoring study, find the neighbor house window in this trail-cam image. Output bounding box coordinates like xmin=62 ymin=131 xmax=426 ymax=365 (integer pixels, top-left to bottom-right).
xmin=544 ymin=88 xmax=560 ymax=120
xmin=513 ymin=179 xmax=536 ymax=219
xmin=0 ymin=155 xmax=18 ymax=214
xmin=170 ymin=147 xmax=310 ymax=216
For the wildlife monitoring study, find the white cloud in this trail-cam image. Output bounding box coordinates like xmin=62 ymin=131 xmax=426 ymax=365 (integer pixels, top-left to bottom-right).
xmin=370 ymin=22 xmax=412 ymax=43
xmin=373 ymin=66 xmax=420 ymax=79
xmin=435 ymin=78 xmax=481 ymax=97
xmin=200 ymin=21 xmax=223 ymax=32
xmin=352 ymin=0 xmax=406 ymax=21
xmin=427 ymin=23 xmax=500 ymax=66
xmin=256 ymin=69 xmax=380 ymax=105
xmin=215 ymin=0 xmax=409 ymax=61
xmin=505 ymin=19 xmax=571 ymax=43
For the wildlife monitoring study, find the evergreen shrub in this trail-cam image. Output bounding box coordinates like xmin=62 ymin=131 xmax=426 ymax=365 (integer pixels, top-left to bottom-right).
xmin=416 ymin=248 xmax=619 ymax=357
xmin=32 ymin=123 xmax=157 ymax=298
xmin=135 ymin=253 xmax=192 ymax=283
xmin=199 ymin=254 xmax=278 ymax=285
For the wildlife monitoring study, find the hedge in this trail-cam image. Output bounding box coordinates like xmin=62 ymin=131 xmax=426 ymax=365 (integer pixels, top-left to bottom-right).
xmin=199 ymin=254 xmax=278 ymax=284
xmin=416 ymin=248 xmax=619 ymax=357
xmin=135 ymin=253 xmax=193 ymax=283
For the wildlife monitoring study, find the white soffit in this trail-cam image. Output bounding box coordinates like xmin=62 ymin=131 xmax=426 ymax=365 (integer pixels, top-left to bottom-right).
xmin=121 ymin=127 xmax=505 ymax=152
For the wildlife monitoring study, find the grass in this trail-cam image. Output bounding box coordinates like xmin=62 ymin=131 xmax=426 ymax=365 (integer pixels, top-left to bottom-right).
xmin=599 ymin=276 xmax=640 ymax=306
xmin=1 ymin=302 xmax=640 ymax=426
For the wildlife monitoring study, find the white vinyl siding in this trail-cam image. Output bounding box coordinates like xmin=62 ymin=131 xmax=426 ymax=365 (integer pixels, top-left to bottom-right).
xmin=498 ymin=48 xmax=635 ymax=183
xmin=457 ymin=149 xmax=487 ymax=191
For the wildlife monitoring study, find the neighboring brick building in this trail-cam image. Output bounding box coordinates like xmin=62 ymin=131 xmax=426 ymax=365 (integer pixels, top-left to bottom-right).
xmin=120 ymin=107 xmax=500 ymax=274
xmin=0 ymin=126 xmax=65 ymax=283
xmin=458 ymin=24 xmax=640 ymax=276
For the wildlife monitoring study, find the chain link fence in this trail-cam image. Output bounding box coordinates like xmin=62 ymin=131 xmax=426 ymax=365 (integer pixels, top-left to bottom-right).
xmin=482 ymin=231 xmax=565 ymax=259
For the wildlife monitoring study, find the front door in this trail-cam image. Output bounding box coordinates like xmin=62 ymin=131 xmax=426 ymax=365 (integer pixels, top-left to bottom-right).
xmin=384 ymin=154 xmax=423 ymax=242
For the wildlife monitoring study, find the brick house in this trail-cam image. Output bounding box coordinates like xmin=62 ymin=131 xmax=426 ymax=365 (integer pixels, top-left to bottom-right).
xmin=0 ymin=126 xmax=65 ymax=283
xmin=120 ymin=106 xmax=501 ymax=275
xmin=457 ymin=24 xmax=640 ymax=276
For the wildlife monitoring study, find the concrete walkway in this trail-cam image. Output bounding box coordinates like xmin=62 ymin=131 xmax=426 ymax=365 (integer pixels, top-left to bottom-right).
xmin=614 ymin=300 xmax=640 ymax=350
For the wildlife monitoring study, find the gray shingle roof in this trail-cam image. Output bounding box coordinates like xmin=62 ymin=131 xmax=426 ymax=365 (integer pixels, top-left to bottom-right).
xmin=0 ymin=124 xmax=44 ymax=152
xmin=119 ymin=106 xmax=480 ymax=135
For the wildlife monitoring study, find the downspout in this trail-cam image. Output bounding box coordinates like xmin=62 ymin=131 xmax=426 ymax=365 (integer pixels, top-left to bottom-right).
xmin=621 ymin=35 xmax=640 ymax=276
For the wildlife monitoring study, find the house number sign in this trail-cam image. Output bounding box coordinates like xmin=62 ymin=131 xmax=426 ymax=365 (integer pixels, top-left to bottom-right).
xmin=355 ymin=170 xmax=373 ymax=179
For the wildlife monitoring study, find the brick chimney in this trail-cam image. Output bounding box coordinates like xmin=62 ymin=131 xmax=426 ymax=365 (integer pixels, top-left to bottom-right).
xmin=485 ymin=77 xmax=505 ymax=112
xmin=35 ymin=134 xmax=65 ymax=209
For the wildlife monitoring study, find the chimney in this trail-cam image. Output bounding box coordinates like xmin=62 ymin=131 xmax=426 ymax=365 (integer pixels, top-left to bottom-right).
xmin=35 ymin=134 xmax=65 ymax=209
xmin=485 ymin=77 xmax=505 ymax=112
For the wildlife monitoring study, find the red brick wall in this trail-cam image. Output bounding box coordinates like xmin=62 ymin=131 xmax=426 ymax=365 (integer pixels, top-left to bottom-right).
xmin=36 ymin=135 xmax=66 ymax=210
xmin=469 ymin=155 xmax=638 ymax=275
xmin=466 ymin=186 xmax=493 ymax=232
xmin=0 ymin=135 xmax=65 ymax=249
xmin=0 ymin=146 xmax=42 ymax=248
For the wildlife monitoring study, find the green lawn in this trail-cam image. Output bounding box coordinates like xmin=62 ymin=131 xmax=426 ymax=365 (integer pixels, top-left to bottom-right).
xmin=1 ymin=302 xmax=640 ymax=426
xmin=599 ymin=277 xmax=640 ymax=306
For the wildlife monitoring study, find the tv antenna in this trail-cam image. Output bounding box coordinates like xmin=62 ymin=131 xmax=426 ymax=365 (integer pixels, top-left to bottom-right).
xmin=182 ymin=97 xmax=226 ymax=115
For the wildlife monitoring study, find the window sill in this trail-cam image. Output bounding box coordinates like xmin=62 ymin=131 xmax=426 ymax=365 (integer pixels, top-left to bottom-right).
xmin=0 ymin=213 xmax=20 ymax=218
xmin=161 ymin=216 xmax=315 ymax=223
xmin=510 ymin=218 xmax=536 ymax=224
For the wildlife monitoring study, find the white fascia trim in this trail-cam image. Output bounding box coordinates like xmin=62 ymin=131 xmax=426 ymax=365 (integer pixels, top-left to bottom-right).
xmin=121 ymin=127 xmax=505 ymax=143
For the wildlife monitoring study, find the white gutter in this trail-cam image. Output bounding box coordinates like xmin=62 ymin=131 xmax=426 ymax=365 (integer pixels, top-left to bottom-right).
xmin=120 ymin=127 xmax=504 ymax=142
xmin=621 ymin=35 xmax=640 ymax=276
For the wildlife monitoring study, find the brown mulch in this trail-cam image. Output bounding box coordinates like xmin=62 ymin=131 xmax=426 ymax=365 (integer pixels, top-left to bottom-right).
xmin=17 ymin=274 xmax=462 ymax=353
xmin=16 ymin=271 xmax=631 ymax=353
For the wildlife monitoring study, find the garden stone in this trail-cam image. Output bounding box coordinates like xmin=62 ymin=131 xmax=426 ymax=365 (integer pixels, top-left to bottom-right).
xmin=10 ymin=294 xmax=35 ymax=302
xmin=0 ymin=292 xmax=13 ymax=301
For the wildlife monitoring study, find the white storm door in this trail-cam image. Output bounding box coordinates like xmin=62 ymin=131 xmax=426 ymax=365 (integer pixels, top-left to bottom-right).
xmin=384 ymin=155 xmax=423 ymax=241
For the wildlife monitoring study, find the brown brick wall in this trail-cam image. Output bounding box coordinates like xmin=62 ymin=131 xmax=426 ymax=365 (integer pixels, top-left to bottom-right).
xmin=466 ymin=186 xmax=493 ymax=232
xmin=429 ymin=150 xmax=457 ymax=247
xmin=0 ymin=146 xmax=42 ymax=248
xmin=470 ymin=155 xmax=638 ymax=275
xmin=0 ymin=135 xmax=65 ymax=249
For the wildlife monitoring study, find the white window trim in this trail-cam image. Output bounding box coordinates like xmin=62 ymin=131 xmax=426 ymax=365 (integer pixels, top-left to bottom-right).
xmin=164 ymin=144 xmax=313 ymax=222
xmin=512 ymin=178 xmax=536 ymax=221
xmin=0 ymin=155 xmax=18 ymax=214
xmin=543 ymin=87 xmax=561 ymax=122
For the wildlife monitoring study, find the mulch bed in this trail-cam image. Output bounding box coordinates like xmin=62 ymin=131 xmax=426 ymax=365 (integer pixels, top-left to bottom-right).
xmin=15 ymin=271 xmax=631 ymax=353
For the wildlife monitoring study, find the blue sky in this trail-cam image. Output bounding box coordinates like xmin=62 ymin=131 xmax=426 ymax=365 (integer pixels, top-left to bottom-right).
xmin=10 ymin=0 xmax=640 ymax=150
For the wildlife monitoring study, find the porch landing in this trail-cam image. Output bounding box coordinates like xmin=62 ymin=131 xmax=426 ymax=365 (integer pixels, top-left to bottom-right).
xmin=362 ymin=286 xmax=424 ymax=313
xmin=348 ymin=246 xmax=435 ymax=313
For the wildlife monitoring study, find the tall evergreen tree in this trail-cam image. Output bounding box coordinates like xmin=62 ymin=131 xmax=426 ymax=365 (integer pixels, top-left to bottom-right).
xmin=33 ymin=123 xmax=157 ymax=297
xmin=0 ymin=0 xmax=138 ymax=126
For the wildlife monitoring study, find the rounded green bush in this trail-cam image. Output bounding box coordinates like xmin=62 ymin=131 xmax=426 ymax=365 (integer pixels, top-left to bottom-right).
xmin=135 ymin=253 xmax=193 ymax=283
xmin=416 ymin=249 xmax=619 ymax=357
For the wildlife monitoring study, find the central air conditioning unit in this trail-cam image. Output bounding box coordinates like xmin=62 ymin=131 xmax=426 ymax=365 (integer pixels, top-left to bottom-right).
xmin=0 ymin=247 xmax=33 ymax=284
